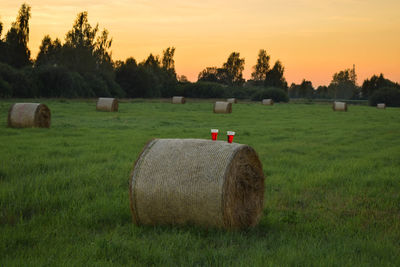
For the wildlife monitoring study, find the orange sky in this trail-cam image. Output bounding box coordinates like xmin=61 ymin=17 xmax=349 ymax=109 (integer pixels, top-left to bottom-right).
xmin=1 ymin=0 xmax=399 ymax=86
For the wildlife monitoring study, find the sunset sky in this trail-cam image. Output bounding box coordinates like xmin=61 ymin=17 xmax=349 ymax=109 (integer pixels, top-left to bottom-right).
xmin=1 ymin=0 xmax=399 ymax=86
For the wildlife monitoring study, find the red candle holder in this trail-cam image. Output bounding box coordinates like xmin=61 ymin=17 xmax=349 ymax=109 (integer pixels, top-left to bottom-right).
xmin=227 ymin=131 xmax=235 ymax=143
xmin=211 ymin=129 xmax=219 ymax=141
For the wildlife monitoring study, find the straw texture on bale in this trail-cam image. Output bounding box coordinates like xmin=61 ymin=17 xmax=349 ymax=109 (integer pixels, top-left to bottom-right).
xmin=262 ymin=99 xmax=274 ymax=105
xmin=332 ymin=101 xmax=347 ymax=111
xmin=377 ymin=103 xmax=386 ymax=109
xmin=8 ymin=103 xmax=51 ymax=128
xmin=129 ymin=139 xmax=265 ymax=229
xmin=96 ymin=97 xmax=118 ymax=112
xmin=227 ymin=98 xmax=237 ymax=104
xmin=172 ymin=96 xmax=186 ymax=104
xmin=214 ymin=101 xmax=232 ymax=113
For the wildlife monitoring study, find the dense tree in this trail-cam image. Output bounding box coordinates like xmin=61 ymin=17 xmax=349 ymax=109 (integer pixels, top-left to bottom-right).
xmin=221 ymin=52 xmax=245 ymax=86
xmin=35 ymin=35 xmax=62 ymax=66
xmin=183 ymin=81 xmax=226 ymax=98
xmin=331 ymin=69 xmax=352 ymax=85
xmin=264 ymin=60 xmax=288 ymax=90
xmin=61 ymin=12 xmax=99 ymax=73
xmin=369 ymin=87 xmax=400 ymax=107
xmin=93 ymin=29 xmax=113 ymax=71
xmin=116 ymin=57 xmax=155 ymax=97
xmin=178 ymin=75 xmax=189 ymax=83
xmin=0 ymin=21 xmax=4 ymax=63
xmin=115 ymin=48 xmax=179 ymax=98
xmin=1 ymin=4 xmax=32 ymax=68
xmin=65 ymin=11 xmax=98 ymax=50
xmin=315 ymin=85 xmax=329 ymax=98
xmin=58 ymin=11 xmax=114 ymax=75
xmin=289 ymin=79 xmax=314 ymax=98
xmin=162 ymin=47 xmax=176 ymax=75
xmin=140 ymin=51 xmax=178 ymax=97
xmin=143 ymin=53 xmax=160 ymax=68
xmin=361 ymin=74 xmax=399 ymax=98
xmin=198 ymin=67 xmax=220 ymax=83
xmin=251 ymin=49 xmax=270 ymax=82
xmin=4 ymin=4 xmax=398 ymax=101
xmin=329 ymin=69 xmax=359 ymax=99
xmin=251 ymin=87 xmax=289 ymax=102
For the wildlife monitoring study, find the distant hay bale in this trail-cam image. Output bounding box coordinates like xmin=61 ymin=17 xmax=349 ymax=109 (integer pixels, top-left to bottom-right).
xmin=377 ymin=103 xmax=386 ymax=109
xmin=262 ymin=99 xmax=274 ymax=105
xmin=129 ymin=139 xmax=265 ymax=229
xmin=172 ymin=96 xmax=186 ymax=104
xmin=332 ymin=101 xmax=347 ymax=111
xmin=96 ymin=98 xmax=118 ymax=112
xmin=227 ymin=98 xmax=237 ymax=104
xmin=7 ymin=103 xmax=51 ymax=128
xmin=213 ymin=101 xmax=232 ymax=113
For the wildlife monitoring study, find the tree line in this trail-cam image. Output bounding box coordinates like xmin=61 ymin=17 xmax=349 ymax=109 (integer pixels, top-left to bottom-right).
xmin=1 ymin=4 xmax=399 ymax=106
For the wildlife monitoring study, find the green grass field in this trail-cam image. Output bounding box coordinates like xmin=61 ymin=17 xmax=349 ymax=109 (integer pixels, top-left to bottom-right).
xmin=1 ymin=99 xmax=399 ymax=266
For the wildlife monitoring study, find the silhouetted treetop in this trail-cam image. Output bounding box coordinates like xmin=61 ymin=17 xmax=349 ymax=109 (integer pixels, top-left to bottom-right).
xmin=65 ymin=11 xmax=98 ymax=50
xmin=1 ymin=3 xmax=32 ymax=68
xmin=198 ymin=67 xmax=220 ymax=83
xmin=222 ymin=52 xmax=245 ymax=86
xmin=36 ymin=35 xmax=62 ymax=66
xmin=162 ymin=47 xmax=176 ymax=72
xmin=361 ymin=73 xmax=400 ymax=98
xmin=265 ymin=60 xmax=287 ymax=90
xmin=142 ymin=53 xmax=161 ymax=68
xmin=251 ymin=49 xmax=270 ymax=81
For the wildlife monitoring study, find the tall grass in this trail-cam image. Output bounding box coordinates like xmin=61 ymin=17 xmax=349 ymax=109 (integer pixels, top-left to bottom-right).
xmin=0 ymin=99 xmax=399 ymax=266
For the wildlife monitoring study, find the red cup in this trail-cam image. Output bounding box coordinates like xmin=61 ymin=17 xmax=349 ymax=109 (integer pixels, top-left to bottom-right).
xmin=227 ymin=131 xmax=235 ymax=143
xmin=211 ymin=129 xmax=219 ymax=141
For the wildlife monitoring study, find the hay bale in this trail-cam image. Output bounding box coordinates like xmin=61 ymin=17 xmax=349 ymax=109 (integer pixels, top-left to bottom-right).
xmin=7 ymin=103 xmax=51 ymax=128
xmin=213 ymin=101 xmax=232 ymax=113
xmin=172 ymin=96 xmax=186 ymax=104
xmin=129 ymin=139 xmax=265 ymax=229
xmin=377 ymin=103 xmax=386 ymax=109
xmin=227 ymin=98 xmax=237 ymax=104
xmin=332 ymin=101 xmax=347 ymax=111
xmin=262 ymin=99 xmax=274 ymax=105
xmin=96 ymin=98 xmax=118 ymax=112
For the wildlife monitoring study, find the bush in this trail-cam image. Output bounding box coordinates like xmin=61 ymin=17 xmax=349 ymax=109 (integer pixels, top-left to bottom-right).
xmin=229 ymin=86 xmax=260 ymax=99
xmin=84 ymin=73 xmax=111 ymax=97
xmin=0 ymin=78 xmax=12 ymax=97
xmin=99 ymin=72 xmax=126 ymax=98
xmin=369 ymin=87 xmax=400 ymax=107
xmin=0 ymin=63 xmax=34 ymax=97
xmin=251 ymin=87 xmax=289 ymax=102
xmin=183 ymin=82 xmax=227 ymax=98
xmin=33 ymin=65 xmax=94 ymax=97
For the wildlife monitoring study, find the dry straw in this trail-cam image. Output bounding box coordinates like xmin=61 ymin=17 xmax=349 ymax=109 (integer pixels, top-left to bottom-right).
xmin=214 ymin=101 xmax=232 ymax=113
xmin=96 ymin=97 xmax=118 ymax=112
xmin=262 ymin=99 xmax=274 ymax=105
xmin=227 ymin=98 xmax=237 ymax=104
xmin=172 ymin=96 xmax=186 ymax=104
xmin=129 ymin=139 xmax=265 ymax=229
xmin=377 ymin=103 xmax=386 ymax=109
xmin=332 ymin=101 xmax=347 ymax=111
xmin=8 ymin=103 xmax=51 ymax=128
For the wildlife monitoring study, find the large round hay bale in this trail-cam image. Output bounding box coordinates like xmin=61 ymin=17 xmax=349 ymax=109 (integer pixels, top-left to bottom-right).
xmin=227 ymin=98 xmax=237 ymax=104
xmin=129 ymin=139 xmax=265 ymax=229
xmin=377 ymin=103 xmax=386 ymax=109
xmin=7 ymin=103 xmax=51 ymax=128
xmin=332 ymin=101 xmax=347 ymax=111
xmin=172 ymin=96 xmax=186 ymax=104
xmin=214 ymin=101 xmax=232 ymax=113
xmin=96 ymin=98 xmax=118 ymax=112
xmin=262 ymin=99 xmax=274 ymax=105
